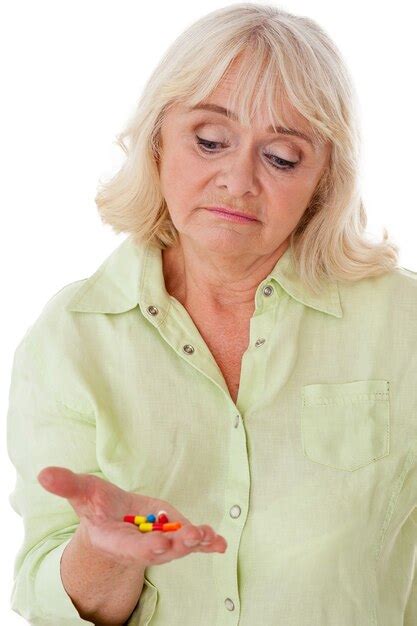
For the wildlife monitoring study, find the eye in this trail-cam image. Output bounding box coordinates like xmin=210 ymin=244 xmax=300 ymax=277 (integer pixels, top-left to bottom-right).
xmin=195 ymin=135 xmax=298 ymax=171
xmin=266 ymin=154 xmax=298 ymax=171
xmin=196 ymin=136 xmax=225 ymax=151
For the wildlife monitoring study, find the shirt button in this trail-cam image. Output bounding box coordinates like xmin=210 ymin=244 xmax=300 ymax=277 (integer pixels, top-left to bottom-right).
xmin=182 ymin=344 xmax=195 ymax=355
xmin=147 ymin=305 xmax=159 ymax=316
xmin=224 ymin=598 xmax=235 ymax=611
xmin=255 ymin=337 xmax=266 ymax=347
xmin=229 ymin=505 xmax=241 ymax=519
xmin=233 ymin=414 xmax=240 ymax=428
xmin=262 ymin=285 xmax=274 ymax=297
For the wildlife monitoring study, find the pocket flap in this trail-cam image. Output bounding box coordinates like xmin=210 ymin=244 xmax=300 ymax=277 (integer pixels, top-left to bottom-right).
xmin=302 ymin=379 xmax=390 ymax=406
xmin=301 ymin=379 xmax=390 ymax=471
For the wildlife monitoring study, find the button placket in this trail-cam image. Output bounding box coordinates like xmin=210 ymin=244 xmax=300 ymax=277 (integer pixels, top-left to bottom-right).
xmin=262 ymin=284 xmax=274 ymax=297
xmin=229 ymin=505 xmax=241 ymax=519
xmin=213 ymin=402 xmax=249 ymax=623
xmin=146 ymin=305 xmax=159 ymax=316
xmin=252 ymin=284 xmax=274 ymax=349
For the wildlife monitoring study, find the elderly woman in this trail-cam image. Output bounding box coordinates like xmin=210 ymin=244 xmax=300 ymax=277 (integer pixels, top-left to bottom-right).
xmin=7 ymin=3 xmax=417 ymax=626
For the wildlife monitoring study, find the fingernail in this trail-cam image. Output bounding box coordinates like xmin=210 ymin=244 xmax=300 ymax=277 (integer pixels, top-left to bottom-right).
xmin=184 ymin=538 xmax=200 ymax=547
xmin=40 ymin=473 xmax=53 ymax=486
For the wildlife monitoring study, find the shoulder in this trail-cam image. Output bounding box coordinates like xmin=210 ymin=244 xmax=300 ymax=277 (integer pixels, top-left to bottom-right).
xmin=393 ymin=264 xmax=417 ymax=285
xmin=375 ymin=264 xmax=417 ymax=305
xmin=20 ymin=279 xmax=89 ymax=345
xmin=14 ymin=279 xmax=91 ymax=374
xmin=10 ymin=279 xmax=98 ymax=416
xmin=336 ymin=264 xmax=417 ymax=328
xmin=337 ymin=263 xmax=417 ymax=300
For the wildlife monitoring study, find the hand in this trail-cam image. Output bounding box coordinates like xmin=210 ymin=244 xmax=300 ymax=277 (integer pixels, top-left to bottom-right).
xmin=37 ymin=466 xmax=227 ymax=567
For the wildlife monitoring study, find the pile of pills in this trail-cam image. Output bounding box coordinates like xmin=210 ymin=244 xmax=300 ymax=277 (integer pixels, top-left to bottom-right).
xmin=123 ymin=510 xmax=182 ymax=533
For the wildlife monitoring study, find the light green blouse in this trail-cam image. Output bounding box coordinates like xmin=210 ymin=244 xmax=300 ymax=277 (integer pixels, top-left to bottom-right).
xmin=6 ymin=234 xmax=417 ymax=625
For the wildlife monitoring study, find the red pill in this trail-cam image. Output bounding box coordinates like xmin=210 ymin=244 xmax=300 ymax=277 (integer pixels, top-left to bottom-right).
xmin=157 ymin=514 xmax=169 ymax=524
xmin=123 ymin=515 xmax=136 ymax=524
xmin=151 ymin=523 xmax=164 ymax=531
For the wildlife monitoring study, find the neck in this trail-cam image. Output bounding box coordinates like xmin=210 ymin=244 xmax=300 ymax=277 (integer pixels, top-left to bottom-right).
xmin=162 ymin=237 xmax=289 ymax=316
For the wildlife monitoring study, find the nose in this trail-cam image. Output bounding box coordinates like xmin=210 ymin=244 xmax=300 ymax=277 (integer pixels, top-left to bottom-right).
xmin=215 ymin=144 xmax=260 ymax=197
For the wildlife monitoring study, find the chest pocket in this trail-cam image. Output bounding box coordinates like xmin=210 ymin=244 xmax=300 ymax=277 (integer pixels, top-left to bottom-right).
xmin=301 ymin=379 xmax=390 ymax=472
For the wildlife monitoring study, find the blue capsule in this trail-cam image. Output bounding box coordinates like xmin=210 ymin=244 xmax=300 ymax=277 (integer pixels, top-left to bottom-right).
xmin=146 ymin=514 xmax=156 ymax=522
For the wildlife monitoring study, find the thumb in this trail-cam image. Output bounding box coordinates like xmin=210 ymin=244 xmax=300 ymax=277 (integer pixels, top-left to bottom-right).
xmin=37 ymin=466 xmax=85 ymax=500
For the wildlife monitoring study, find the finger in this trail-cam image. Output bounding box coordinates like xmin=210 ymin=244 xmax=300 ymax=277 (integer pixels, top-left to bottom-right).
xmin=166 ymin=524 xmax=206 ymax=558
xmin=196 ymin=524 xmax=216 ymax=545
xmin=120 ymin=524 xmax=203 ymax=565
xmin=37 ymin=466 xmax=85 ymax=500
xmin=129 ymin=525 xmax=226 ymax=566
xmin=200 ymin=534 xmax=228 ymax=553
xmin=193 ymin=525 xmax=228 ymax=553
xmin=168 ymin=525 xmax=227 ymax=560
xmin=145 ymin=530 xmax=227 ymax=565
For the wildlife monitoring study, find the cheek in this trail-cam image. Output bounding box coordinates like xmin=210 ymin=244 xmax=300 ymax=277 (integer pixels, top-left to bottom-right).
xmin=158 ymin=150 xmax=208 ymax=226
xmin=160 ymin=147 xmax=206 ymax=198
xmin=275 ymin=168 xmax=321 ymax=208
xmin=264 ymin=175 xmax=318 ymax=227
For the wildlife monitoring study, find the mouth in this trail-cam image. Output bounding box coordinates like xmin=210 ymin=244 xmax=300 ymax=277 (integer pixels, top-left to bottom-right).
xmin=202 ymin=206 xmax=259 ymax=223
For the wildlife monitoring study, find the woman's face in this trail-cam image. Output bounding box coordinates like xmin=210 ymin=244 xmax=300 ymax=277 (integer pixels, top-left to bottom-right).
xmin=157 ymin=66 xmax=331 ymax=259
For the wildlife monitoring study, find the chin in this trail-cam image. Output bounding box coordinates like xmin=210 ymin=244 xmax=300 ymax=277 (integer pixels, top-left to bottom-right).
xmin=191 ymin=227 xmax=254 ymax=252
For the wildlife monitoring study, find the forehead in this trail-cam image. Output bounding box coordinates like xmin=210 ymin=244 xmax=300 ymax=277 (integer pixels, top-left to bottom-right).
xmin=200 ymin=62 xmax=308 ymax=128
xmin=172 ymin=71 xmax=317 ymax=145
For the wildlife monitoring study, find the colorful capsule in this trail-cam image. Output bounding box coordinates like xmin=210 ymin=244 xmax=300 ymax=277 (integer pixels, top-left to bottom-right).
xmin=123 ymin=515 xmax=148 ymax=525
xmin=135 ymin=521 xmax=182 ymax=533
xmin=162 ymin=522 xmax=181 ymax=531
xmin=123 ymin=513 xmax=181 ymax=532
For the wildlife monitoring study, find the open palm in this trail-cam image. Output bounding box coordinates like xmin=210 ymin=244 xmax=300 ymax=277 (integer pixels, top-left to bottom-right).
xmin=37 ymin=466 xmax=227 ymax=566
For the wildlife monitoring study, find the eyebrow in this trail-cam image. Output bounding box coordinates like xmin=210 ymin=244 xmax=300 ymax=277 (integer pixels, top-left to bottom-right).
xmin=188 ymin=103 xmax=315 ymax=148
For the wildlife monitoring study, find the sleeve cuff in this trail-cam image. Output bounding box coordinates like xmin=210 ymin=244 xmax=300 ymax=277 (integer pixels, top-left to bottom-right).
xmin=33 ymin=537 xmax=95 ymax=625
xmin=23 ymin=537 xmax=158 ymax=626
xmin=126 ymin=574 xmax=158 ymax=626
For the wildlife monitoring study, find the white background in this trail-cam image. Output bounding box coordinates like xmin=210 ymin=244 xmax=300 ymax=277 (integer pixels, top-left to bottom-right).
xmin=1 ymin=0 xmax=416 ymax=622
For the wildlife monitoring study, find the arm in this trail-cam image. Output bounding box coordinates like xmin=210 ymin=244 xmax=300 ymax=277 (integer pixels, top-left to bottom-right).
xmin=60 ymin=523 xmax=146 ymax=625
xmin=6 ymin=329 xmax=154 ymax=625
xmin=404 ymin=509 xmax=417 ymax=626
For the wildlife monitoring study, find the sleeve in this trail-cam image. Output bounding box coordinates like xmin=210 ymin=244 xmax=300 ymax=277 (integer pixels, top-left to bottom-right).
xmin=6 ymin=330 xmax=99 ymax=625
xmin=7 ymin=304 xmax=158 ymax=626
xmin=404 ymin=509 xmax=417 ymax=626
xmin=374 ymin=444 xmax=417 ymax=625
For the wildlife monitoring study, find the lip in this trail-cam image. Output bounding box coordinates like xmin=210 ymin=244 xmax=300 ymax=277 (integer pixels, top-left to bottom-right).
xmin=203 ymin=206 xmax=259 ymax=222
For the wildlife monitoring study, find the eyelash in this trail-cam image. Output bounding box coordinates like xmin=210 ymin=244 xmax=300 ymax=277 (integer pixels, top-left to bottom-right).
xmin=195 ymin=135 xmax=298 ymax=171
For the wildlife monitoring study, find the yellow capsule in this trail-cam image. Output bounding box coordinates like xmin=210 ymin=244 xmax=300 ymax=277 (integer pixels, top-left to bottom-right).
xmin=138 ymin=522 xmax=153 ymax=532
xmin=134 ymin=516 xmax=147 ymax=525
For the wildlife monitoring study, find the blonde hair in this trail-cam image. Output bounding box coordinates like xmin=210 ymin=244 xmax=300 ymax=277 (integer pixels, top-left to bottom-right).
xmin=95 ymin=2 xmax=399 ymax=295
